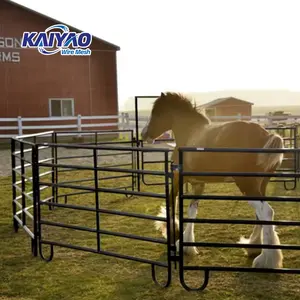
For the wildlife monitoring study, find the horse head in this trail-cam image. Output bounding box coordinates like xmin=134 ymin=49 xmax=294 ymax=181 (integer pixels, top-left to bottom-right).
xmin=141 ymin=92 xmax=173 ymax=143
xmin=141 ymin=92 xmax=210 ymax=143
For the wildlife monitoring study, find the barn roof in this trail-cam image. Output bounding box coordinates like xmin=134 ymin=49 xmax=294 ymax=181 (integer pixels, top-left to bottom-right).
xmin=198 ymin=97 xmax=254 ymax=109
xmin=4 ymin=0 xmax=121 ymax=51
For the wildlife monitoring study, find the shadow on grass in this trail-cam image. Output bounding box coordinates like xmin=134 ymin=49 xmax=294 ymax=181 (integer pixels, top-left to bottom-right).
xmin=232 ymin=254 xmax=300 ymax=300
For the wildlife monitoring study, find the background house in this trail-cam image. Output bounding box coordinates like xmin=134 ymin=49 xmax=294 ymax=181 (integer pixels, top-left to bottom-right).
xmin=198 ymin=97 xmax=253 ymax=121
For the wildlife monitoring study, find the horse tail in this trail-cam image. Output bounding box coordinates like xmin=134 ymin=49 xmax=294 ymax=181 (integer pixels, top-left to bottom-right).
xmin=154 ymin=201 xmax=179 ymax=239
xmin=256 ymin=133 xmax=284 ymax=171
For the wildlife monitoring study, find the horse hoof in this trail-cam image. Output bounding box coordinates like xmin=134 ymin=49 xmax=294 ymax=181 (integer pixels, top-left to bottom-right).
xmin=175 ymin=240 xmax=199 ymax=256
xmin=183 ymin=246 xmax=199 ymax=256
xmin=252 ymin=251 xmax=283 ymax=269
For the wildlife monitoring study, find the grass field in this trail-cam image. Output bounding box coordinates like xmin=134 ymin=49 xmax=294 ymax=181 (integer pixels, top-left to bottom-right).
xmin=1 ymin=162 xmax=300 ymax=300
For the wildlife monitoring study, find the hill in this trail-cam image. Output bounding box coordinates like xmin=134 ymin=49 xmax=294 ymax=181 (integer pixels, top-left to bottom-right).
xmin=252 ymin=105 xmax=300 ymax=115
xmin=120 ymin=89 xmax=300 ymax=115
xmin=126 ymin=106 xmax=300 ymax=119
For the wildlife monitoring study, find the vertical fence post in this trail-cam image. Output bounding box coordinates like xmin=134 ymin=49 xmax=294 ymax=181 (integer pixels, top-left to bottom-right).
xmin=77 ymin=114 xmax=82 ymax=137
xmin=268 ymin=115 xmax=273 ymax=126
xmin=11 ymin=138 xmax=18 ymax=233
xmin=124 ymin=113 xmax=129 ymax=129
xmin=120 ymin=112 xmax=125 ymax=139
xmin=120 ymin=112 xmax=125 ymax=129
xmin=124 ymin=113 xmax=130 ymax=139
xmin=17 ymin=116 xmax=22 ymax=136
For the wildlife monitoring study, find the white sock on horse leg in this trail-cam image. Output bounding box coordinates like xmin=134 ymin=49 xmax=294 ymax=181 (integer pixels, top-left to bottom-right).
xmin=239 ymin=224 xmax=262 ymax=257
xmin=182 ymin=200 xmax=199 ymax=255
xmin=239 ymin=201 xmax=263 ymax=256
xmin=252 ymin=202 xmax=283 ymax=268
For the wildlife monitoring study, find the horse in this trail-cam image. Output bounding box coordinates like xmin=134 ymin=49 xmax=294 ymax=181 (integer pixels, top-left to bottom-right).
xmin=141 ymin=92 xmax=284 ymax=269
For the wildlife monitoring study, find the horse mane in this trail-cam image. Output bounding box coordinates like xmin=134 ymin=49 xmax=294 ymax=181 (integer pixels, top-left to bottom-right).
xmin=153 ymin=92 xmax=211 ymax=125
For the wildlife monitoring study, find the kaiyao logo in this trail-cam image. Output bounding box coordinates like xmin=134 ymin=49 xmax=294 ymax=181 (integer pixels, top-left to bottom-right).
xmin=21 ymin=24 xmax=92 ymax=56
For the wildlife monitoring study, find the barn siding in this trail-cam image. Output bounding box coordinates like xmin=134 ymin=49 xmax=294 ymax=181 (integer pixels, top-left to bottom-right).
xmin=0 ymin=1 xmax=119 ymax=135
xmin=216 ymin=105 xmax=252 ymax=117
xmin=206 ymin=98 xmax=252 ymax=121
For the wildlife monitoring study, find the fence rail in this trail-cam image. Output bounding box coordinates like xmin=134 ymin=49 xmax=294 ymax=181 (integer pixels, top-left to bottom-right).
xmin=0 ymin=113 xmax=300 ymax=139
xmin=0 ymin=114 xmax=122 ymax=138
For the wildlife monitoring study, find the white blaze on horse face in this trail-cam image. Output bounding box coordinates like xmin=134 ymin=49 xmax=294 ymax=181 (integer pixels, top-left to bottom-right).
xmin=141 ymin=125 xmax=151 ymax=142
xmin=141 ymin=124 xmax=147 ymax=139
xmin=141 ymin=121 xmax=153 ymax=143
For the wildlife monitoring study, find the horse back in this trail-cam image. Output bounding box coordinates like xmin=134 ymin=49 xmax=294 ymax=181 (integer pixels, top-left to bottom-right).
xmin=183 ymin=121 xmax=271 ymax=173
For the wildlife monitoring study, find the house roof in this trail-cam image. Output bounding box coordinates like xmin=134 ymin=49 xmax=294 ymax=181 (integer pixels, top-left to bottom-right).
xmin=4 ymin=0 xmax=120 ymax=51
xmin=198 ymin=97 xmax=254 ymax=109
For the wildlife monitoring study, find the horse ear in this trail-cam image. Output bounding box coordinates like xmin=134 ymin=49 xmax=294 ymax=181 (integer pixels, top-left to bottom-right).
xmin=160 ymin=92 xmax=165 ymax=97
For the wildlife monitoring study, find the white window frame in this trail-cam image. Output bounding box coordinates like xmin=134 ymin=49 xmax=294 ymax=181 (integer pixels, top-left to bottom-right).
xmin=49 ymin=98 xmax=75 ymax=117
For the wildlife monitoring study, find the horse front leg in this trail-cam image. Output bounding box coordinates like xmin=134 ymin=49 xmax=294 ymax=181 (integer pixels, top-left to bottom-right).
xmin=154 ymin=169 xmax=180 ymax=244
xmin=176 ymin=182 xmax=205 ymax=256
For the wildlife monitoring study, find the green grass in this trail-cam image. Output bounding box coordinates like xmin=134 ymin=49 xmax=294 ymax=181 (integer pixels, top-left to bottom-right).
xmin=1 ymin=163 xmax=300 ymax=300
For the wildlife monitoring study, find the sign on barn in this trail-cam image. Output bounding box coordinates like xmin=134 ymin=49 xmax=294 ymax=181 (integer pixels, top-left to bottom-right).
xmin=0 ymin=36 xmax=21 ymax=63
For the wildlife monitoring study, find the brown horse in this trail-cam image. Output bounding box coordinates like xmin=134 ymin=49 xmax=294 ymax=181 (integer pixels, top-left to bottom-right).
xmin=141 ymin=92 xmax=284 ymax=269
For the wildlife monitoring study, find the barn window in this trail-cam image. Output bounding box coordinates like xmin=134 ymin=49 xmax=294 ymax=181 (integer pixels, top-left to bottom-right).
xmin=49 ymin=98 xmax=74 ymax=117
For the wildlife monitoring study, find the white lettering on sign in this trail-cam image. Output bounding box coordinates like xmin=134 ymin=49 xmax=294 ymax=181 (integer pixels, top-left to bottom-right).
xmin=0 ymin=37 xmax=22 ymax=63
xmin=0 ymin=52 xmax=20 ymax=63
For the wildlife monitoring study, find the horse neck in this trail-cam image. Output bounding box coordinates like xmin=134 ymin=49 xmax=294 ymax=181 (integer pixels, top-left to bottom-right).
xmin=171 ymin=112 xmax=205 ymax=147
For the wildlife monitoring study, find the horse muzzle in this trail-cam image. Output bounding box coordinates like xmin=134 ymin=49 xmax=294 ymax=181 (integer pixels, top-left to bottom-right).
xmin=141 ymin=126 xmax=154 ymax=143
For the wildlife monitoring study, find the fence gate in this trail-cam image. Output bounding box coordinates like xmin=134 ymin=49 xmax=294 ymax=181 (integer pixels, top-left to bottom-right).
xmin=266 ymin=126 xmax=299 ymax=190
xmin=11 ymin=130 xmax=300 ymax=292
xmin=51 ymin=130 xmax=138 ymax=204
xmin=11 ymin=131 xmax=56 ymax=256
xmin=177 ymin=146 xmax=300 ymax=291
xmin=33 ymin=142 xmax=179 ymax=287
xmin=139 ymin=125 xmax=299 ymax=191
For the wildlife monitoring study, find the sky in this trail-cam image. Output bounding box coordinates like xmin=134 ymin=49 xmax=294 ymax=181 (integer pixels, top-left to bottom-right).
xmin=12 ymin=0 xmax=300 ymax=108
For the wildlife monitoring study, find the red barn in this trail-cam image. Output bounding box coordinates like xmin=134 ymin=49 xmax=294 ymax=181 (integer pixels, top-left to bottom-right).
xmin=0 ymin=0 xmax=120 ymax=136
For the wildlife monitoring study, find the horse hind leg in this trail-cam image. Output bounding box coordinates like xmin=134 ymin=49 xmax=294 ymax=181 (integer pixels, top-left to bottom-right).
xmin=236 ymin=177 xmax=282 ymax=268
xmin=237 ymin=179 xmax=271 ymax=258
xmin=238 ymin=195 xmax=283 ymax=268
xmin=250 ymin=134 xmax=283 ymax=267
xmin=250 ymin=200 xmax=283 ymax=268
